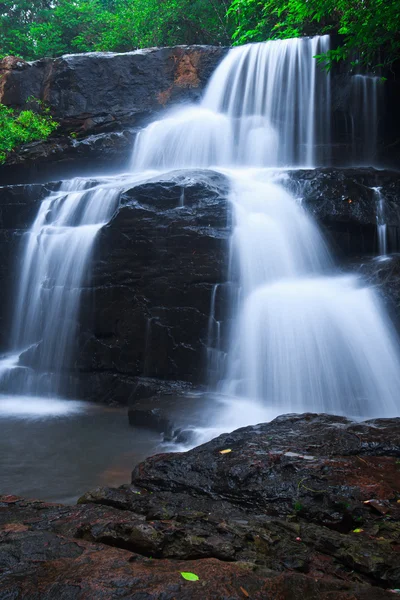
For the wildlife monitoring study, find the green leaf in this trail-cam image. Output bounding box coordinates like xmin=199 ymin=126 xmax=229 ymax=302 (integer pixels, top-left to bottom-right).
xmin=181 ymin=572 xmax=200 ymax=581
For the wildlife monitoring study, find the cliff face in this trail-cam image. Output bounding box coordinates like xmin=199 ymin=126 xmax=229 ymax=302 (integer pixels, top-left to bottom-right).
xmin=0 ymin=47 xmax=228 ymax=183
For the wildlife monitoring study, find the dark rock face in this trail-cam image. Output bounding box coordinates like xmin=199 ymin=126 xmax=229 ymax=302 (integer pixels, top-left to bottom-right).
xmin=0 ymin=47 xmax=228 ymax=183
xmin=1 ymin=170 xmax=230 ymax=401
xmin=1 ymin=47 xmax=227 ymax=128
xmin=284 ymin=168 xmax=400 ymax=257
xmin=80 ymin=170 xmax=230 ymax=397
xmin=0 ymin=130 xmax=137 ymax=185
xmin=0 ymin=414 xmax=398 ymax=598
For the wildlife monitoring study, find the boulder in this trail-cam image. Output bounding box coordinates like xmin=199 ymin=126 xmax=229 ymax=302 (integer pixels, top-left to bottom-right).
xmin=0 ymin=46 xmax=228 ymax=183
xmin=0 ymin=413 xmax=398 ymax=598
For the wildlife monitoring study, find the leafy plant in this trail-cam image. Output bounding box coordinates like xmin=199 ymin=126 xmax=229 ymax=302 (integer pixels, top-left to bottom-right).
xmin=0 ymin=100 xmax=57 ymax=163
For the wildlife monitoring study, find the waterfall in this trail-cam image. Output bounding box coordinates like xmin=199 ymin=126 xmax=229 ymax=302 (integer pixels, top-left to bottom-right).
xmin=222 ymin=172 xmax=399 ymax=416
xmin=373 ymin=187 xmax=388 ymax=256
xmin=351 ymin=75 xmax=382 ymax=166
xmin=1 ymin=35 xmax=399 ymax=424
xmin=133 ymin=36 xmax=331 ymax=169
xmin=132 ymin=35 xmax=400 ymax=421
xmin=0 ymin=179 xmax=121 ymax=396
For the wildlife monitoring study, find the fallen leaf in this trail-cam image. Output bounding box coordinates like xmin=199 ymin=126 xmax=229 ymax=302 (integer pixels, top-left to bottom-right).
xmin=219 ymin=449 xmax=232 ymax=454
xmin=181 ymin=572 xmax=199 ymax=581
xmin=240 ymin=586 xmax=250 ymax=597
xmin=352 ymin=528 xmax=364 ymax=533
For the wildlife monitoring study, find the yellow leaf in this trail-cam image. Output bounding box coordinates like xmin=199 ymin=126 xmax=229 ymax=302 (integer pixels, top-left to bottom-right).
xmin=219 ymin=449 xmax=232 ymax=454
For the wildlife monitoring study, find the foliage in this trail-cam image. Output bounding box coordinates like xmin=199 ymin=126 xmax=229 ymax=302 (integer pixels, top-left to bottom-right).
xmin=0 ymin=0 xmax=232 ymax=60
xmin=0 ymin=100 xmax=58 ymax=163
xmin=1 ymin=0 xmax=398 ymax=70
xmin=227 ymin=0 xmax=400 ymax=70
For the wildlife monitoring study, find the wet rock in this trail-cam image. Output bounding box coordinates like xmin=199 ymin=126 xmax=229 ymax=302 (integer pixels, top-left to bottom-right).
xmin=284 ymin=167 xmax=400 ymax=257
xmin=0 ymin=47 xmax=228 ymax=183
xmin=74 ymin=170 xmax=230 ymax=400
xmin=0 ymin=47 xmax=228 ymax=126
xmin=0 ymin=129 xmax=137 ymax=185
xmin=2 ymin=527 xmax=393 ymax=600
xmin=0 ymin=414 xmax=399 ymax=597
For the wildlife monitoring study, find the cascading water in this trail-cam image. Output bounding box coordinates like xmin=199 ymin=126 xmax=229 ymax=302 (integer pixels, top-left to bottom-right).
xmin=350 ymin=75 xmax=382 ymax=166
xmin=0 ymin=179 xmax=121 ymax=396
xmin=133 ymin=36 xmax=331 ymax=169
xmin=133 ymin=34 xmax=400 ymax=425
xmin=1 ymin=34 xmax=399 ymax=428
xmin=373 ymin=187 xmax=388 ymax=257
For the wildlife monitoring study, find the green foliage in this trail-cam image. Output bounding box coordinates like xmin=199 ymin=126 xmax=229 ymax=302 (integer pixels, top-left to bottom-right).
xmin=1 ymin=0 xmax=398 ymax=70
xmin=228 ymin=0 xmax=400 ymax=70
xmin=0 ymin=0 xmax=232 ymax=60
xmin=0 ymin=100 xmax=58 ymax=163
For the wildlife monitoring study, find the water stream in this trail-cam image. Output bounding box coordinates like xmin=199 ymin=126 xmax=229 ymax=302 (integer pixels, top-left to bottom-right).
xmin=373 ymin=186 xmax=389 ymax=257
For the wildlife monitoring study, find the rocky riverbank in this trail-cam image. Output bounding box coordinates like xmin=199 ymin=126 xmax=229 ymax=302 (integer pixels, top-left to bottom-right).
xmin=0 ymin=413 xmax=399 ymax=599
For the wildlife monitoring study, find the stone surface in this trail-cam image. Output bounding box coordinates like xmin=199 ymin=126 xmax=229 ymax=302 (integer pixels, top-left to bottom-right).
xmin=0 ymin=46 xmax=227 ymax=183
xmin=284 ymin=168 xmax=400 ymax=257
xmin=0 ymin=413 xmax=398 ymax=598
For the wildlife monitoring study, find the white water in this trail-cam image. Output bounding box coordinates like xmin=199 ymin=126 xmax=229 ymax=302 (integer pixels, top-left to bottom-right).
xmin=373 ymin=186 xmax=388 ymax=256
xmin=351 ymin=75 xmax=382 ymax=166
xmin=0 ymin=178 xmax=121 ymax=396
xmin=132 ymin=35 xmax=400 ymax=426
xmin=133 ymin=36 xmax=331 ymax=169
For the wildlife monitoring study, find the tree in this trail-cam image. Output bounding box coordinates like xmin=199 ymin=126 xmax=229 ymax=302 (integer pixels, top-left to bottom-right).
xmin=227 ymin=0 xmax=400 ymax=70
xmin=0 ymin=0 xmax=232 ymax=60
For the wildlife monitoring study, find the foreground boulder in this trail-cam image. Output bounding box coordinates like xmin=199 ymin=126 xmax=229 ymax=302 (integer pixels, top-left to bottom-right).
xmin=1 ymin=413 xmax=399 ymax=598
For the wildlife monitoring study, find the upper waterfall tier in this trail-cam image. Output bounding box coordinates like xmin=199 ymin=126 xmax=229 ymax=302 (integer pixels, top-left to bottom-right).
xmin=133 ymin=36 xmax=331 ymax=170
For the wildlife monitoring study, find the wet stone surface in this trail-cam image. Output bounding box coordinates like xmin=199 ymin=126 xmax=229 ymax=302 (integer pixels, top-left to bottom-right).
xmin=0 ymin=414 xmax=399 ymax=598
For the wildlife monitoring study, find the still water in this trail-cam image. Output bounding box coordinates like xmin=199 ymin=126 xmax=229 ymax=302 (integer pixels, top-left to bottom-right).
xmin=0 ymin=396 xmax=161 ymax=504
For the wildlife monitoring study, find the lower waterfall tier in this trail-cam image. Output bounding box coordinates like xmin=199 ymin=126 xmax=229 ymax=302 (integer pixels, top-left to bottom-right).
xmin=0 ymin=167 xmax=400 ymax=408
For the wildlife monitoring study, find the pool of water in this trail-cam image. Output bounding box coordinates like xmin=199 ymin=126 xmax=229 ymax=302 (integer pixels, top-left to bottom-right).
xmin=0 ymin=396 xmax=161 ymax=504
